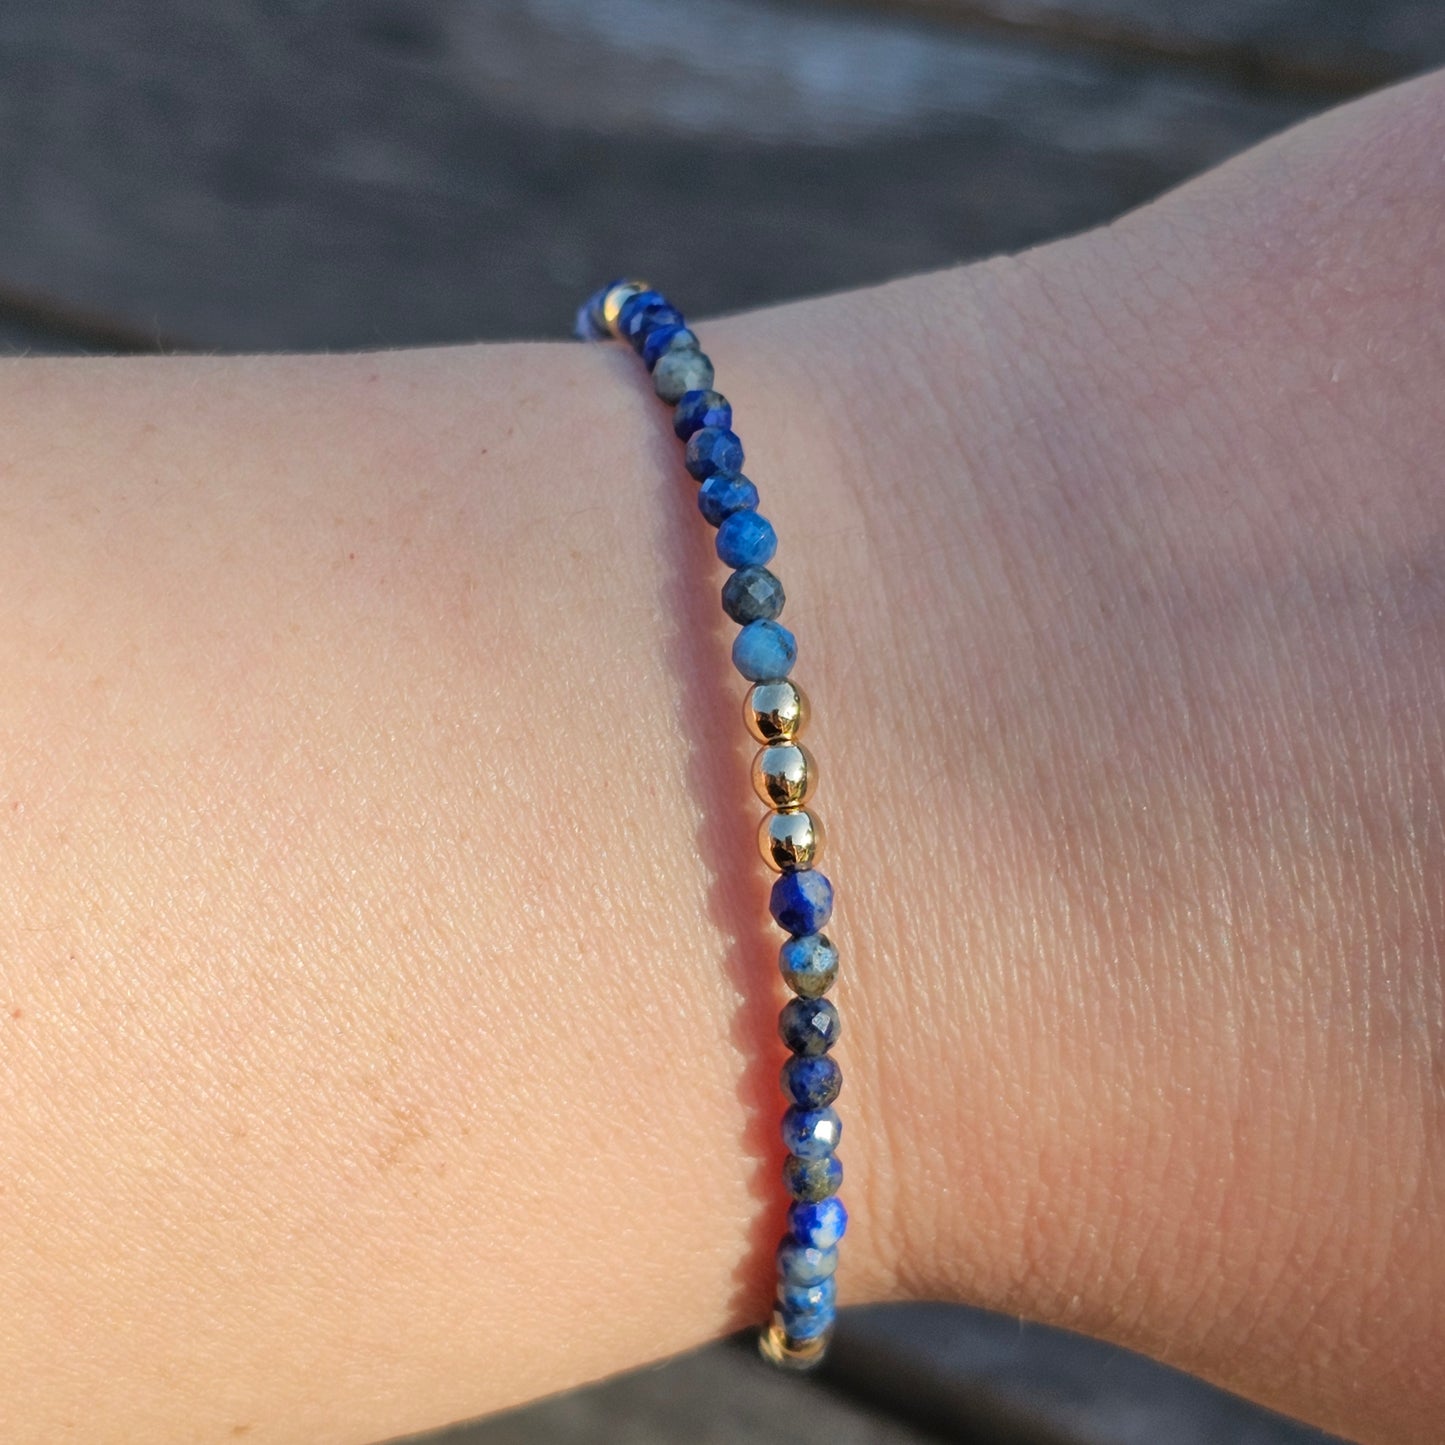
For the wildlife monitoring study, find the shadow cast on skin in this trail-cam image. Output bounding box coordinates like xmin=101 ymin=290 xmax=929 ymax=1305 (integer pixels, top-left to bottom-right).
xmin=645 ymin=401 xmax=785 ymax=1328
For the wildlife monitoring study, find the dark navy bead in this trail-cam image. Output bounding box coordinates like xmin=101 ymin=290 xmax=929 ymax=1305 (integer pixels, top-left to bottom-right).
xmin=697 ymin=473 xmax=758 ymax=528
xmin=781 ymin=1053 xmax=841 ymax=1109
xmin=673 ymin=389 xmax=732 ymax=441
xmin=642 ymin=323 xmax=698 ymax=372
xmin=776 ymin=1239 xmax=838 ymax=1286
xmin=721 ymin=565 xmax=784 ymax=624
xmin=777 ymin=1276 xmax=836 ymax=1317
xmin=731 ymin=618 xmax=795 ymax=682
xmin=778 ymin=995 xmax=841 ymax=1056
xmin=716 ymin=511 xmax=776 ymax=568
xmin=618 ymin=290 xmax=684 ymax=350
xmin=781 ymin=1105 xmax=841 ymax=1158
xmin=684 ymin=425 xmax=744 ymax=481
xmin=653 ymin=350 xmax=714 ymax=403
xmin=770 ymin=869 xmax=833 ymax=935
xmin=783 ymin=1153 xmax=843 ymax=1201
xmin=779 ymin=932 xmax=838 ymax=997
xmin=789 ymin=1197 xmax=848 ymax=1250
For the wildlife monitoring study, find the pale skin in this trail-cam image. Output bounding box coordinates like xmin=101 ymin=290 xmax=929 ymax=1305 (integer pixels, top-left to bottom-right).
xmin=0 ymin=65 xmax=1441 ymax=1445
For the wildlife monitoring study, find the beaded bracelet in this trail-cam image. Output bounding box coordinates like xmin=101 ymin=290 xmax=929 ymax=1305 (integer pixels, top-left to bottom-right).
xmin=575 ymin=281 xmax=846 ymax=1369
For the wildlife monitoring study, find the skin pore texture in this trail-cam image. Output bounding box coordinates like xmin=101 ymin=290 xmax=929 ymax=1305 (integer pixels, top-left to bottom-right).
xmin=0 ymin=67 xmax=1442 ymax=1445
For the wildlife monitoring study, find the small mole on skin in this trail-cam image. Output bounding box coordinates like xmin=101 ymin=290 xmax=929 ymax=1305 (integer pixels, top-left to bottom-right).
xmin=10 ymin=1008 xmax=22 ymax=1020
xmin=231 ymin=1427 xmax=253 ymax=1438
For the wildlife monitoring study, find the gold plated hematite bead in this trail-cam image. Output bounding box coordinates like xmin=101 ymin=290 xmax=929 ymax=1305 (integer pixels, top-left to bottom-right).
xmin=602 ymin=279 xmax=650 ymax=337
xmin=759 ymin=807 xmax=825 ymax=872
xmin=758 ymin=1314 xmax=830 ymax=1370
xmin=751 ymin=742 xmax=817 ymax=811
xmin=744 ymin=679 xmax=810 ymax=745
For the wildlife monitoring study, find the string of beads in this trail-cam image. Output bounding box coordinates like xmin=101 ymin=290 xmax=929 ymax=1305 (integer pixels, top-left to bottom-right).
xmin=575 ymin=280 xmax=847 ymax=1369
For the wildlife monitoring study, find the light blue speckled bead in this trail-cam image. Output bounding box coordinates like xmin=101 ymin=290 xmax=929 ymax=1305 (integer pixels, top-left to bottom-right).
xmin=777 ymin=1276 xmax=837 ymax=1317
xmin=779 ymin=1301 xmax=835 ymax=1341
xmin=653 ymin=348 xmax=715 ymax=403
xmin=789 ymin=1196 xmax=848 ymax=1250
xmin=779 ymin=932 xmax=838 ymax=997
xmin=716 ymin=510 xmax=777 ymax=568
xmin=776 ymin=1238 xmax=839 ymax=1286
xmin=781 ymin=1105 xmax=842 ymax=1158
xmin=731 ymin=618 xmax=796 ymax=682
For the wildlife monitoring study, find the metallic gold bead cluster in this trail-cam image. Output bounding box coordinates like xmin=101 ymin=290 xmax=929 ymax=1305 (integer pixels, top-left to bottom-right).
xmin=746 ymin=679 xmax=825 ymax=874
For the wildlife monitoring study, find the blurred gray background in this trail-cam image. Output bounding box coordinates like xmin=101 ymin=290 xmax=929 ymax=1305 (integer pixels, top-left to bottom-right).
xmin=5 ymin=2 xmax=1438 ymax=1441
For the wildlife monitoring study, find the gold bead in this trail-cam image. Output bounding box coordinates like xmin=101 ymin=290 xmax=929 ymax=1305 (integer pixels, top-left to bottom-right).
xmin=758 ymin=807 xmax=825 ymax=872
xmin=751 ymin=742 xmax=817 ymax=810
xmin=601 ymin=279 xmax=650 ymax=337
xmin=744 ymin=679 xmax=810 ymax=744
xmin=758 ymin=1313 xmax=831 ymax=1370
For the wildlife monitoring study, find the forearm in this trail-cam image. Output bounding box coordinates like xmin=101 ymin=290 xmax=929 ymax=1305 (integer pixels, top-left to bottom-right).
xmin=2 ymin=69 xmax=1443 ymax=1445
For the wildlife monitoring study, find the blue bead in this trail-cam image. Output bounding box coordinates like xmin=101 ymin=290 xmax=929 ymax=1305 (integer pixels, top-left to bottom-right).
xmin=781 ymin=1053 xmax=842 ymax=1109
xmin=684 ymin=425 xmax=744 ymax=481
xmin=673 ymin=389 xmax=732 ymax=441
xmin=776 ymin=1239 xmax=838 ymax=1286
xmin=779 ymin=932 xmax=838 ymax=996
xmin=731 ymin=619 xmax=795 ymax=682
xmin=618 ymin=290 xmax=684 ymax=351
xmin=782 ymin=1104 xmax=841 ymax=1158
xmin=778 ymin=995 xmax=841 ymax=1056
xmin=716 ymin=511 xmax=776 ymax=568
xmin=783 ymin=1153 xmax=843 ymax=1201
xmin=777 ymin=1276 xmax=836 ymax=1316
xmin=779 ymin=1301 xmax=835 ymax=1341
xmin=698 ymin=474 xmax=759 ymax=528
xmin=642 ymin=323 xmax=698 ymax=371
xmin=789 ymin=1197 xmax=848 ymax=1250
xmin=721 ymin=564 xmax=784 ymax=624
xmin=771 ymin=869 xmax=833 ymax=935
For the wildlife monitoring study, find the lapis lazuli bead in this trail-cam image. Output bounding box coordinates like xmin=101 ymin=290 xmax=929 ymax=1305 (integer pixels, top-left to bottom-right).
xmin=618 ymin=291 xmax=683 ymax=350
xmin=782 ymin=1105 xmax=841 ymax=1158
xmin=779 ymin=995 xmax=841 ymax=1056
xmin=779 ymin=1302 xmax=834 ymax=1341
xmin=776 ymin=1239 xmax=838 ymax=1286
xmin=783 ymin=1153 xmax=843 ymax=1201
xmin=673 ymin=389 xmax=732 ymax=441
xmin=781 ymin=1053 xmax=842 ymax=1109
xmin=698 ymin=473 xmax=759 ymax=528
xmin=789 ymin=1196 xmax=848 ymax=1250
xmin=653 ymin=349 xmax=714 ymax=403
xmin=732 ymin=618 xmax=795 ymax=682
xmin=642 ymin=323 xmax=697 ymax=372
xmin=716 ymin=510 xmax=776 ymax=568
xmin=779 ymin=932 xmax=838 ymax=997
xmin=684 ymin=425 xmax=744 ymax=481
xmin=777 ymin=1276 xmax=837 ymax=1317
xmin=721 ymin=564 xmax=784 ymax=624
xmin=771 ymin=869 xmax=833 ymax=935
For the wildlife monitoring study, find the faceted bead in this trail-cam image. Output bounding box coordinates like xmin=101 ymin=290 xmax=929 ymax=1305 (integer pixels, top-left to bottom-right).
xmin=778 ymin=1301 xmax=834 ymax=1341
xmin=653 ymin=348 xmax=715 ymax=403
xmin=777 ymin=1276 xmax=836 ymax=1317
xmin=771 ymin=869 xmax=833 ymax=935
xmin=759 ymin=806 xmax=824 ymax=872
xmin=642 ymin=323 xmax=698 ymax=372
xmin=783 ymin=1152 xmax=843 ymax=1201
xmin=789 ymin=1197 xmax=848 ymax=1250
xmin=673 ymin=389 xmax=732 ymax=441
xmin=781 ymin=1105 xmax=841 ymax=1158
xmin=716 ymin=511 xmax=776 ymax=568
xmin=781 ymin=1053 xmax=842 ymax=1108
xmin=744 ymin=678 xmax=809 ymax=743
xmin=776 ymin=1238 xmax=838 ymax=1286
xmin=778 ymin=995 xmax=841 ymax=1056
xmin=698 ymin=474 xmax=759 ymax=528
xmin=685 ymin=425 xmax=745 ymax=481
xmin=618 ymin=290 xmax=683 ymax=350
xmin=722 ymin=564 xmax=784 ymax=624
xmin=752 ymin=741 xmax=815 ymax=808
xmin=733 ymin=620 xmax=796 ymax=683
xmin=779 ymin=932 xmax=839 ymax=997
